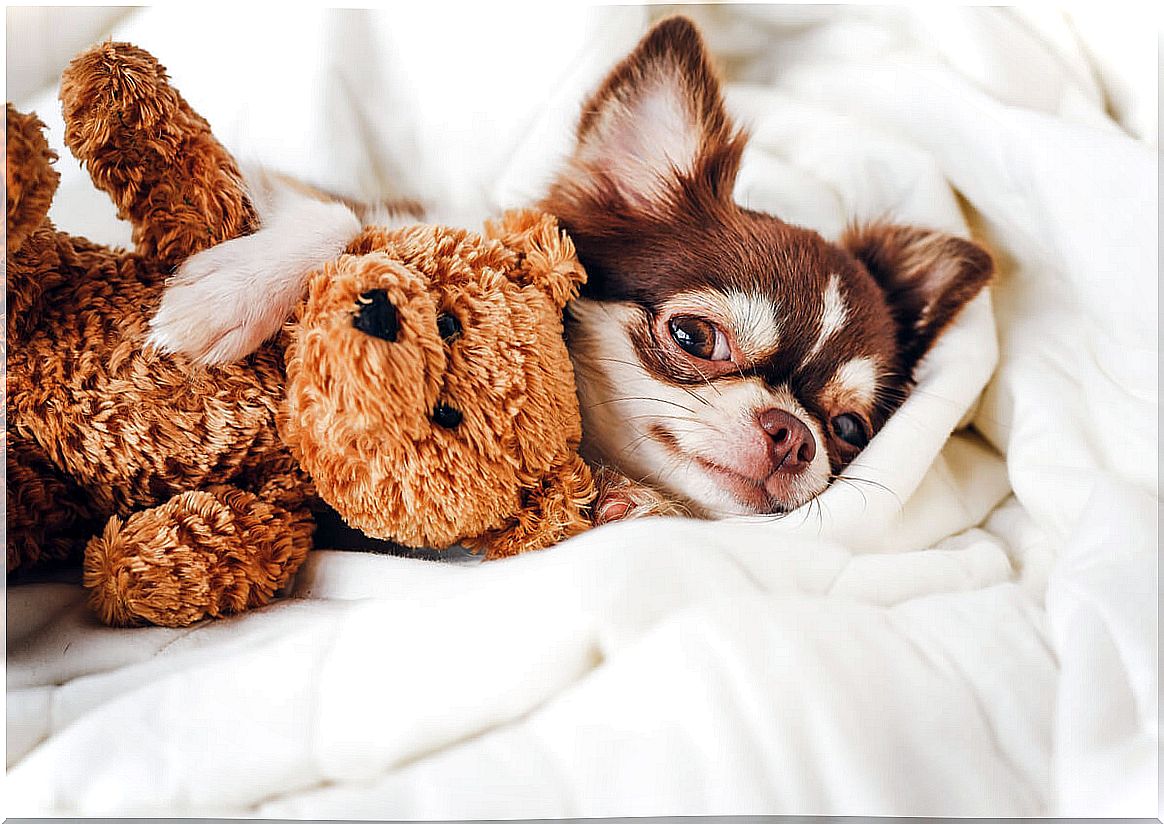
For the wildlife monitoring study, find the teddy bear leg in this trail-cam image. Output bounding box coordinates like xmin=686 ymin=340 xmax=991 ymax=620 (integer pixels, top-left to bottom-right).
xmin=83 ymin=485 xmax=314 ymax=627
xmin=6 ymin=432 xmax=94 ymax=574
xmin=470 ymin=454 xmax=596 ymax=561
xmin=59 ymin=42 xmax=256 ymax=269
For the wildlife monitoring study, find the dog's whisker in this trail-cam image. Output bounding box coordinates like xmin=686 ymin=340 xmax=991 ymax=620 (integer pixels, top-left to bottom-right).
xmin=640 ymin=344 xmax=724 ymax=400
xmin=616 ymin=429 xmax=658 ymax=461
xmin=831 ymin=473 xmax=904 ymax=511
xmin=624 ymin=413 xmax=702 ymax=427
xmin=673 ymin=381 xmax=713 ymax=407
xmin=584 ymin=395 xmax=697 ymax=415
xmin=830 ymin=477 xmax=870 ymax=510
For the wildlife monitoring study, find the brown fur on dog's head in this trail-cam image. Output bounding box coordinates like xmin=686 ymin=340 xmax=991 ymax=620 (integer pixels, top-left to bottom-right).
xmin=280 ymin=208 xmax=594 ymax=554
xmin=543 ymin=16 xmax=993 ymax=517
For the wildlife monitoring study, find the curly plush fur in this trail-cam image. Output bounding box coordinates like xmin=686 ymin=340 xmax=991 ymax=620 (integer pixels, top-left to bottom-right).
xmin=6 ymin=42 xmax=595 ymax=627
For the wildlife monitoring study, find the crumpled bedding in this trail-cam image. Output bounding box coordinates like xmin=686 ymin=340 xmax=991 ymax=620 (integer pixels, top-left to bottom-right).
xmin=5 ymin=5 xmax=1157 ymax=817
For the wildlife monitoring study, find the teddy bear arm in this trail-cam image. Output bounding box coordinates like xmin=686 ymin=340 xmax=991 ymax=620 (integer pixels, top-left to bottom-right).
xmin=59 ymin=42 xmax=256 ymax=270
xmin=6 ymin=431 xmax=96 ymax=574
xmin=473 ymin=453 xmax=596 ymax=561
xmin=83 ymin=484 xmax=315 ymax=627
xmin=5 ymin=105 xmax=59 ymax=254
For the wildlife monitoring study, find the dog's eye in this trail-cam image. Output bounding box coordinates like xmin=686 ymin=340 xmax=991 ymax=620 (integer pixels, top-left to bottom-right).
xmin=831 ymin=413 xmax=869 ymax=449
xmin=668 ymin=316 xmax=731 ymax=361
xmin=436 ymin=312 xmax=461 ymax=341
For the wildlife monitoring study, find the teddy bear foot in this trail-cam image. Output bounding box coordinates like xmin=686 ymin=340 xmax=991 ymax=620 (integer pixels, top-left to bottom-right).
xmin=83 ymin=487 xmax=313 ymax=627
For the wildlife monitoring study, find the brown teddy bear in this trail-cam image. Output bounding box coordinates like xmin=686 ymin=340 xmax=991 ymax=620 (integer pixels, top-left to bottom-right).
xmin=5 ymin=42 xmax=595 ymax=628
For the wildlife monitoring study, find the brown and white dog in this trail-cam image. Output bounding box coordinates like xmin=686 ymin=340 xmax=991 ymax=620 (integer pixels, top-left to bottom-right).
xmin=148 ymin=16 xmax=992 ymax=525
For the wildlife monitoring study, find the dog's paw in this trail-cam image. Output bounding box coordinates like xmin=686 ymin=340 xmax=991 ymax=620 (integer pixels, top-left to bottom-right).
xmin=147 ymin=234 xmax=287 ymax=364
xmin=592 ymin=466 xmax=686 ymax=524
xmin=147 ymin=195 xmax=360 ymax=365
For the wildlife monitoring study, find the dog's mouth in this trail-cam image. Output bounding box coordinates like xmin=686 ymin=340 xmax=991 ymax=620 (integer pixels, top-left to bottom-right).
xmin=648 ymin=424 xmax=823 ymax=515
xmin=692 ymin=454 xmax=788 ymax=514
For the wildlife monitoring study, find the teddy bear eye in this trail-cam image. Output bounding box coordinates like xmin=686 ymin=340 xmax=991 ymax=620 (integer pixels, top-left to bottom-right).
xmin=432 ymin=403 xmax=463 ymax=429
xmin=353 ymin=289 xmax=399 ymax=342
xmin=436 ymin=312 xmax=461 ymax=341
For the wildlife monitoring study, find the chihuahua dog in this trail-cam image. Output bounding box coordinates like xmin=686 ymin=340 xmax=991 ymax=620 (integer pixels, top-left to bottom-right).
xmin=148 ymin=16 xmax=992 ymax=524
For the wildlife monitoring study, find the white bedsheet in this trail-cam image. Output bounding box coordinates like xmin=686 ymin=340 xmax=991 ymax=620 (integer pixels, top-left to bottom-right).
xmin=5 ymin=5 xmax=1157 ymax=818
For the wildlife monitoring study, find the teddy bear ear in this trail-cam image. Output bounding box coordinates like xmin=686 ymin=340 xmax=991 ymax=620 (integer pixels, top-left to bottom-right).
xmin=484 ymin=209 xmax=587 ymax=309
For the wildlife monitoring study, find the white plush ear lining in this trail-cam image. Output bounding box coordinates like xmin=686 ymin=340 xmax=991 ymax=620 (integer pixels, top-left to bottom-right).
xmin=147 ymin=170 xmax=361 ymax=365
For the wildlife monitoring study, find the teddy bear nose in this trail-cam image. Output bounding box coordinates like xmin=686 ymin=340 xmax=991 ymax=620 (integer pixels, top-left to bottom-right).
xmin=353 ymin=289 xmax=399 ymax=342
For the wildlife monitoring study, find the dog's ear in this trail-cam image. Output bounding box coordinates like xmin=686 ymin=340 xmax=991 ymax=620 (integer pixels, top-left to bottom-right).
xmin=842 ymin=223 xmax=994 ymax=373
xmin=545 ymin=16 xmax=745 ymax=218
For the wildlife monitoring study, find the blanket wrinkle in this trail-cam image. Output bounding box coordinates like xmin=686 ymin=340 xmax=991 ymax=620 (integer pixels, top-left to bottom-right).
xmin=886 ymin=594 xmax=1041 ymax=796
xmin=304 ymin=607 xmax=347 ymax=786
xmin=146 ymin=625 xmax=203 ymax=662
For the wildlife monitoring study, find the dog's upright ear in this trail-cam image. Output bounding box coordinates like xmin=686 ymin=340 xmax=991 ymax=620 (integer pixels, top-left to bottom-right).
xmin=544 ymin=16 xmax=746 ymax=222
xmin=841 ymin=223 xmax=994 ymax=374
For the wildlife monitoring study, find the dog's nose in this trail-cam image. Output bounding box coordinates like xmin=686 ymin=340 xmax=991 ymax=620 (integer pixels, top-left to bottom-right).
xmin=758 ymin=408 xmax=816 ymax=472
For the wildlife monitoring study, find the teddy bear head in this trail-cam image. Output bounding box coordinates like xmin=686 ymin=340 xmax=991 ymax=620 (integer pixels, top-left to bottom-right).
xmin=279 ymin=209 xmax=589 ymax=549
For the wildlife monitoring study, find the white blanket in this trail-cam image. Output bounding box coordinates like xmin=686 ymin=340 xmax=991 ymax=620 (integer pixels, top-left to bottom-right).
xmin=5 ymin=5 xmax=1158 ymax=818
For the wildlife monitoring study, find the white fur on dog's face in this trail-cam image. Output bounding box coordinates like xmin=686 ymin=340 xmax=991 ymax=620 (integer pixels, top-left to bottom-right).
xmin=568 ymin=297 xmax=835 ymax=517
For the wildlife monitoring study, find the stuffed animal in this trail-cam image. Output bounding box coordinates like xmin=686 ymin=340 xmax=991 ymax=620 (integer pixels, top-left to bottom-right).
xmin=5 ymin=42 xmax=595 ymax=627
